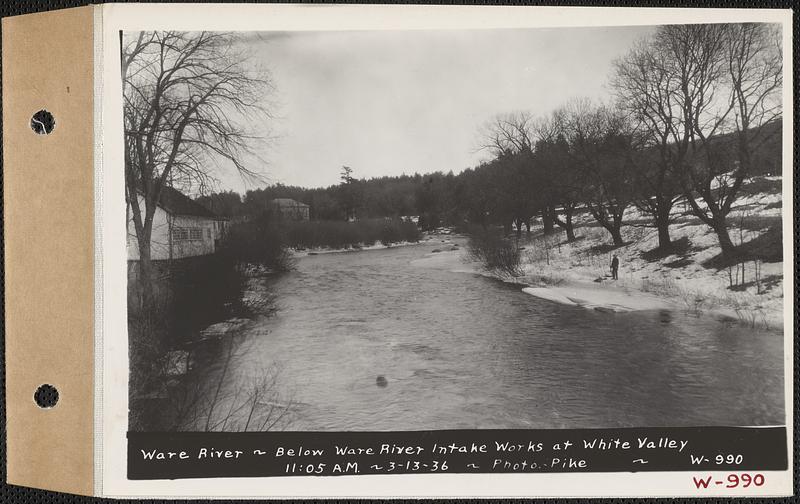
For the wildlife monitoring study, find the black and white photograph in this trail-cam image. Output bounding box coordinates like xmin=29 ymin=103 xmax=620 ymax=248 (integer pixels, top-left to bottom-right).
xmin=123 ymin=20 xmax=786 ymax=440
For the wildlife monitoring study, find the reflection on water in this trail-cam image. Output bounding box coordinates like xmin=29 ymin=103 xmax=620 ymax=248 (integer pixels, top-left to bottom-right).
xmin=199 ymin=240 xmax=784 ymax=431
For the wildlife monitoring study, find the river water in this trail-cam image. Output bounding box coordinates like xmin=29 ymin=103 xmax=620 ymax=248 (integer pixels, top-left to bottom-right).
xmin=201 ymin=239 xmax=784 ymax=431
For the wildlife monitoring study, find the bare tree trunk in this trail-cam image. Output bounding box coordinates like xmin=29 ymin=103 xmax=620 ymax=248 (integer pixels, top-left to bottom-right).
xmin=646 ymin=194 xmax=674 ymax=250
xmin=598 ymin=218 xmax=624 ymax=246
xmin=712 ymin=219 xmax=737 ymax=257
xmin=683 ymin=189 xmax=739 ymax=258
xmin=554 ymin=205 xmax=576 ymax=242
xmin=554 ymin=213 xmax=575 ymax=241
xmin=564 ymin=213 xmax=575 ymax=242
xmin=135 ymin=215 xmax=157 ymax=312
xmin=609 ymin=223 xmax=624 ymax=246
xmin=138 ymin=248 xmax=155 ymax=312
xmin=653 ymin=202 xmax=672 ymax=250
xmin=656 ymin=221 xmax=671 ymax=250
xmin=541 ymin=207 xmax=554 ymax=235
xmin=587 ymin=201 xmax=625 ymax=246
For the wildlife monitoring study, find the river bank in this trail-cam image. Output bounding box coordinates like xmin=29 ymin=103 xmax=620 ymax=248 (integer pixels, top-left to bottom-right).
xmin=415 ymin=207 xmax=784 ymax=330
xmin=415 ymin=245 xmax=680 ymax=313
xmin=512 ymin=176 xmax=786 ymax=329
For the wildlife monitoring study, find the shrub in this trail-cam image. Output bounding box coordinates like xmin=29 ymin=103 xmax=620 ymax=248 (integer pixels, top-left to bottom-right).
xmin=380 ymin=218 xmax=421 ymax=246
xmin=466 ymin=225 xmax=523 ymax=277
xmin=218 ymin=214 xmax=295 ymax=272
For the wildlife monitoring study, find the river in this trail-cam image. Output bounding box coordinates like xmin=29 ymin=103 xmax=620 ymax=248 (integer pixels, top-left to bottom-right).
xmin=194 ymin=238 xmax=784 ymax=431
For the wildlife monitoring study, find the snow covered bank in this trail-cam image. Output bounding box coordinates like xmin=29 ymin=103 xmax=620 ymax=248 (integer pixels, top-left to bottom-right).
xmin=523 ymin=281 xmax=677 ymax=313
xmin=413 ymin=176 xmax=785 ymax=329
xmin=521 ymin=287 xmax=579 ymax=307
xmin=416 ymin=248 xmax=677 ymax=313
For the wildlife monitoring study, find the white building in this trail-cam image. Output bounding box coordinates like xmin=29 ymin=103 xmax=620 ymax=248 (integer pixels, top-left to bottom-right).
xmin=127 ymin=186 xmax=228 ymax=261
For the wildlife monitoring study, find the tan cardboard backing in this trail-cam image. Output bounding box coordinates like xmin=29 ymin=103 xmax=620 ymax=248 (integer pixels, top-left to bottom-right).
xmin=3 ymin=6 xmax=94 ymax=495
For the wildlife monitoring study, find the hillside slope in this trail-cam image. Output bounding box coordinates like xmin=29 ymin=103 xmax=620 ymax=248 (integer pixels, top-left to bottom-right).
xmin=502 ymin=175 xmax=785 ymax=329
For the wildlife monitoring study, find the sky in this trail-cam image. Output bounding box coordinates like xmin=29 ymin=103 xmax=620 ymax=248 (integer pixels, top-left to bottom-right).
xmin=223 ymin=25 xmax=656 ymax=191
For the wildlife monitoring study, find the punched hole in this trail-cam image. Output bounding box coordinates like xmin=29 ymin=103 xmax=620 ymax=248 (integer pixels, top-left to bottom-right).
xmin=30 ymin=109 xmax=55 ymax=135
xmin=34 ymin=384 xmax=59 ymax=409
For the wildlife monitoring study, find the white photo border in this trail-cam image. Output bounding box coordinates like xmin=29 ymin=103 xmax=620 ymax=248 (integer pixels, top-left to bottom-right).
xmin=97 ymin=3 xmax=795 ymax=498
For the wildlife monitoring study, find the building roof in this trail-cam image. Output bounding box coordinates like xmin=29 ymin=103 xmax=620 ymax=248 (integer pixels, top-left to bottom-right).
xmin=158 ymin=186 xmax=219 ymax=218
xmin=271 ymin=198 xmax=310 ymax=208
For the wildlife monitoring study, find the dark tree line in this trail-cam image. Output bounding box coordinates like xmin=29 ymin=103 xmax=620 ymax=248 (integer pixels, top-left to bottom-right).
xmin=197 ymin=173 xmax=422 ymax=223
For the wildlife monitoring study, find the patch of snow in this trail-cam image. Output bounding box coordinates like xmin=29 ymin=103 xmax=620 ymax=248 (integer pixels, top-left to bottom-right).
xmin=522 ymin=287 xmax=578 ymax=306
xmin=194 ymin=318 xmax=250 ymax=343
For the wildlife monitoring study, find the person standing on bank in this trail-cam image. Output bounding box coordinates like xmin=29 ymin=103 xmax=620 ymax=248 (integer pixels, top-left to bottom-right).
xmin=611 ymin=255 xmax=619 ymax=280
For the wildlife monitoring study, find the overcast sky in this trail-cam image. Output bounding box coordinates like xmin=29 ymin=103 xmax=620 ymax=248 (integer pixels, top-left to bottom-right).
xmin=223 ymin=25 xmax=655 ymax=191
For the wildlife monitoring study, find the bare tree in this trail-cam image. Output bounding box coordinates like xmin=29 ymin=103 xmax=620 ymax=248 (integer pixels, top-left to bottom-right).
xmin=659 ymin=24 xmax=782 ymax=256
xmin=123 ymin=31 xmax=274 ymax=308
xmin=480 ymin=112 xmax=578 ymax=236
xmin=561 ymin=99 xmax=636 ymax=246
xmin=726 ymin=24 xmax=782 ymax=151
xmin=478 ymin=112 xmax=542 ymax=235
xmin=495 ymin=151 xmax=540 ymax=238
xmin=611 ymin=39 xmax=688 ymax=250
xmin=479 ymin=112 xmax=536 ymax=157
xmin=535 ymin=111 xmax=582 ymax=241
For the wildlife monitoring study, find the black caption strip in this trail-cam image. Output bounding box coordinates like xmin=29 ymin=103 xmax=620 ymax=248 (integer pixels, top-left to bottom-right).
xmin=128 ymin=426 xmax=786 ymax=480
